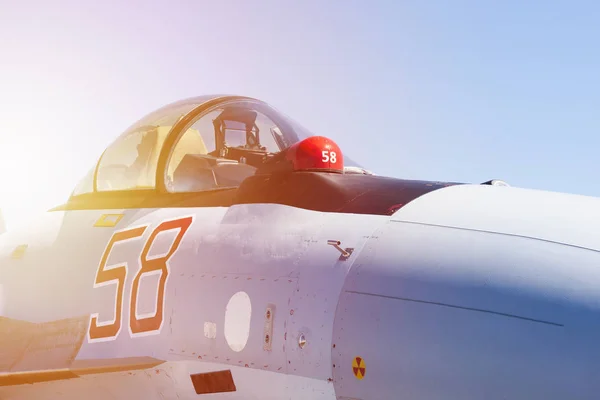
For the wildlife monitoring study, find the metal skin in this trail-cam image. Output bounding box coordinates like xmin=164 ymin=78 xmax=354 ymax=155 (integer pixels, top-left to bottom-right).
xmin=1 ymin=99 xmax=600 ymax=399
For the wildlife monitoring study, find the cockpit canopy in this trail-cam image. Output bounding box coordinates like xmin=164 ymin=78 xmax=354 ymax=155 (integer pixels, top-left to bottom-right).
xmin=72 ymin=95 xmax=364 ymax=198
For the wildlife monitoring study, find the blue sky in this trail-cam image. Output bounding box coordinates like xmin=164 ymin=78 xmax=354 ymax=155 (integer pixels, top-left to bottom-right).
xmin=0 ymin=0 xmax=599 ymax=228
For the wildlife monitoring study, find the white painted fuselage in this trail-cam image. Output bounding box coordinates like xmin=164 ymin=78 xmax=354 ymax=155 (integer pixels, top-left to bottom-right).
xmin=1 ymin=184 xmax=600 ymax=399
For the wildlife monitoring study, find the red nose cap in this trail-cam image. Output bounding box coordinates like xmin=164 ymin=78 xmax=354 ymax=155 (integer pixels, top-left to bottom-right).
xmin=286 ymin=136 xmax=344 ymax=173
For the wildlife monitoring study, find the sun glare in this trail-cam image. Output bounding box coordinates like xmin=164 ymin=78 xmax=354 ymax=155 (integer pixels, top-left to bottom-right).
xmin=0 ymin=133 xmax=60 ymax=231
xmin=0 ymin=55 xmax=112 ymax=232
xmin=0 ymin=102 xmax=84 ymax=232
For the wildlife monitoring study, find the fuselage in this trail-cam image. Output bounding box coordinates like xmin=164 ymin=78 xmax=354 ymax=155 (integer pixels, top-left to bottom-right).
xmin=1 ymin=180 xmax=599 ymax=399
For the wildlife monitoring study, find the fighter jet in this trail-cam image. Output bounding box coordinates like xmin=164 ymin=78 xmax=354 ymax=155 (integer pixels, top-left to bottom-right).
xmin=0 ymin=94 xmax=598 ymax=400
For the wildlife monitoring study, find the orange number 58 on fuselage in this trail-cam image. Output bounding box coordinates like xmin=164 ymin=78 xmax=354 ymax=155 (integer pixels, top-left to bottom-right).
xmin=88 ymin=216 xmax=193 ymax=343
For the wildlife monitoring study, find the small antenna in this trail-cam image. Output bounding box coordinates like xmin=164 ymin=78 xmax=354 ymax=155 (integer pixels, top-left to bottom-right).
xmin=481 ymin=179 xmax=510 ymax=187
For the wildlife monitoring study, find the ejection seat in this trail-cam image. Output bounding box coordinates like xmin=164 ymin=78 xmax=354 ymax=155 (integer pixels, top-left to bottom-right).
xmin=171 ymin=154 xmax=257 ymax=192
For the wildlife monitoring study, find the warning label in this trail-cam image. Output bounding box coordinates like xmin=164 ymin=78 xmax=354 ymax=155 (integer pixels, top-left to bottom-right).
xmin=352 ymin=356 xmax=366 ymax=380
